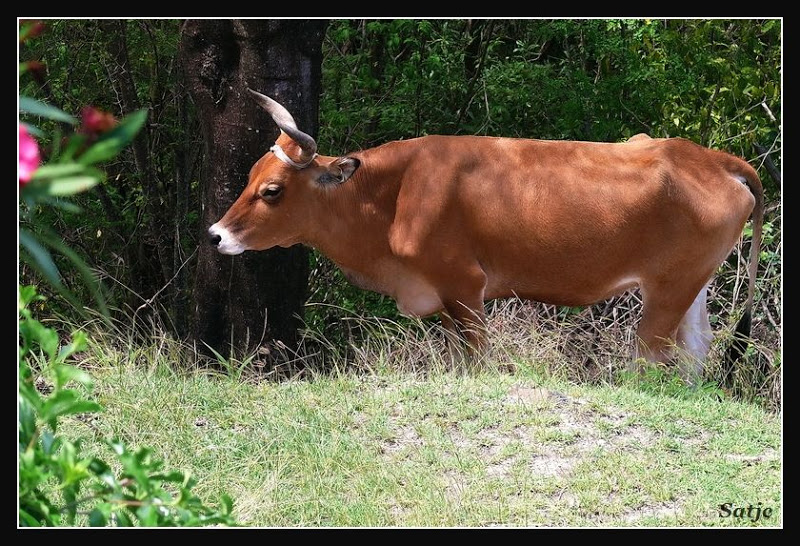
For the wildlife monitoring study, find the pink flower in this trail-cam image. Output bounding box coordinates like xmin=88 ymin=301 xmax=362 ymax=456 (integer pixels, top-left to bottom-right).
xmin=80 ymin=106 xmax=117 ymax=135
xmin=19 ymin=124 xmax=40 ymax=186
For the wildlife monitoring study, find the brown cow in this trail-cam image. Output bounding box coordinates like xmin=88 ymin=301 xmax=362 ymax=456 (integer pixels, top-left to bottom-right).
xmin=209 ymin=90 xmax=763 ymax=381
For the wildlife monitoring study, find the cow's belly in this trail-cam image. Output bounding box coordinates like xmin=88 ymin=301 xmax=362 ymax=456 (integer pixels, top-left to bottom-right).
xmin=341 ymin=258 xmax=641 ymax=316
xmin=484 ymin=267 xmax=641 ymax=307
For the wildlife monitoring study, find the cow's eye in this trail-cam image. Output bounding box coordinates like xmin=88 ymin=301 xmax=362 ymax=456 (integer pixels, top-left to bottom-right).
xmin=260 ymin=184 xmax=283 ymax=202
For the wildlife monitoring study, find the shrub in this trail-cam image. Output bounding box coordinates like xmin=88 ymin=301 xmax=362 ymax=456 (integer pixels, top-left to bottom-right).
xmin=18 ymin=286 xmax=236 ymax=526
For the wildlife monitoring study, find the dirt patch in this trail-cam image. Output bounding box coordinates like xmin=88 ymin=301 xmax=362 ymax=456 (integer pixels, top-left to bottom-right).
xmin=620 ymin=501 xmax=683 ymax=524
xmin=529 ymin=454 xmax=577 ymax=478
xmin=380 ymin=424 xmax=422 ymax=455
xmin=443 ymin=469 xmax=466 ymax=503
xmin=486 ymin=458 xmax=515 ymax=478
xmin=377 ymin=383 xmax=663 ymax=484
xmin=724 ymin=448 xmax=780 ymax=466
xmin=476 ymin=426 xmax=521 ymax=455
xmin=506 ymin=385 xmax=559 ymax=406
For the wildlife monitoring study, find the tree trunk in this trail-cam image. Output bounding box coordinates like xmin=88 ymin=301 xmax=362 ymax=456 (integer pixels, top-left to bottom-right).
xmin=180 ymin=19 xmax=327 ymax=359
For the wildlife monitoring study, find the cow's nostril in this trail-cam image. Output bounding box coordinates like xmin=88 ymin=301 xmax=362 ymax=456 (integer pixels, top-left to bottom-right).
xmin=209 ymin=232 xmax=222 ymax=246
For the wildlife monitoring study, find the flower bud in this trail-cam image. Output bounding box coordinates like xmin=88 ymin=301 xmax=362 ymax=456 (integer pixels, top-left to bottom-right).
xmin=80 ymin=106 xmax=117 ymax=135
xmin=19 ymin=124 xmax=41 ymax=186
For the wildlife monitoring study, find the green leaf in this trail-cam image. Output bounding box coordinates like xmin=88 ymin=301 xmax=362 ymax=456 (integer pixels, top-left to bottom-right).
xmin=66 ymin=399 xmax=104 ymax=415
xmin=150 ymin=470 xmax=186 ymax=483
xmin=78 ymin=139 xmax=124 ymax=165
xmin=31 ymin=163 xmax=87 ymax=180
xmin=88 ymin=457 xmax=111 ymax=475
xmin=38 ymin=232 xmax=110 ymax=318
xmin=41 ymin=430 xmax=57 ymax=455
xmin=59 ymin=133 xmax=89 ymax=162
xmin=114 ymin=509 xmax=133 ymax=527
xmin=110 ymin=442 xmax=153 ymax=495
xmin=110 ymin=438 xmax=125 ymax=456
xmin=57 ymin=330 xmax=88 ymax=361
xmin=19 ymin=229 xmax=63 ymax=290
xmin=54 ymin=363 xmax=93 ymax=390
xmin=33 ymin=195 xmax=83 ymax=214
xmin=63 ymin=485 xmax=78 ymax=525
xmin=79 ymin=109 xmax=148 ymax=165
xmin=220 ymin=494 xmax=234 ymax=515
xmin=19 ymin=96 xmax=77 ymax=125
xmin=18 ymin=394 xmax=38 ymax=446
xmin=28 ymin=163 xmax=103 ymax=203
xmin=136 ymin=504 xmax=159 ymax=526
xmin=46 ymin=175 xmax=100 ymax=196
xmin=89 ymin=506 xmax=109 ymax=527
xmin=18 ymin=374 xmax=44 ymax=417
xmin=18 ymin=284 xmax=43 ymax=310
xmin=18 ymin=508 xmax=44 ymax=527
xmin=41 ymin=390 xmax=102 ymax=427
xmin=119 ymin=453 xmax=154 ymax=495
xmin=89 ymin=458 xmax=120 ymax=489
xmin=37 ymin=325 xmax=60 ymax=361
xmin=20 ymin=121 xmax=44 ymax=138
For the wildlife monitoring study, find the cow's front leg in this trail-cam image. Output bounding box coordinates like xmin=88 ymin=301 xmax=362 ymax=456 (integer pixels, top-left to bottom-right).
xmin=442 ymin=300 xmax=487 ymax=355
xmin=438 ymin=264 xmax=489 ymax=367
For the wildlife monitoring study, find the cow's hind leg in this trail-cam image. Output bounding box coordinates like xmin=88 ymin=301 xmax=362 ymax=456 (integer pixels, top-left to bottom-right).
xmin=439 ymin=311 xmax=466 ymax=363
xmin=632 ymin=279 xmax=711 ymax=384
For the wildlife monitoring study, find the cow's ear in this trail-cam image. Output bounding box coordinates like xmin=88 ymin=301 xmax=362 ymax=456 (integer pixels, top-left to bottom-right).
xmin=317 ymin=157 xmax=360 ymax=185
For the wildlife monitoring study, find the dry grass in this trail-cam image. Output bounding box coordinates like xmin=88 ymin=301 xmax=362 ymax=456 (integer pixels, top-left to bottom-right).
xmin=293 ymin=284 xmax=779 ymax=412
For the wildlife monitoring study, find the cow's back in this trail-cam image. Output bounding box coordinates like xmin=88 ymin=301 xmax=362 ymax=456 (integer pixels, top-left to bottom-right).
xmin=390 ymin=135 xmax=755 ymax=306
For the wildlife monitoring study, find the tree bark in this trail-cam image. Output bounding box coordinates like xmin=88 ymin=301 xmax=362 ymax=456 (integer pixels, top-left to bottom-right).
xmin=180 ymin=19 xmax=327 ymax=358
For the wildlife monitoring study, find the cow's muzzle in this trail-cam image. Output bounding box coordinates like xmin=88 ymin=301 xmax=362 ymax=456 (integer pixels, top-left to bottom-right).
xmin=208 ymin=223 xmax=247 ymax=255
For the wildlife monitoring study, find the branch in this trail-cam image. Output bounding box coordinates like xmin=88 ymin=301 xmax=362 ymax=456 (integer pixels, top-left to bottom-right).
xmin=761 ymin=101 xmax=777 ymax=124
xmin=618 ymin=90 xmax=652 ymax=134
xmin=134 ymin=246 xmax=198 ymax=315
xmin=700 ymin=83 xmax=721 ymax=146
xmin=754 ymin=141 xmax=781 ymax=186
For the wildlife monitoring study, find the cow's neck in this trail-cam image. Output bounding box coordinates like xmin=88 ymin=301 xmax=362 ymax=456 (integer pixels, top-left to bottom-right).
xmin=304 ymin=141 xmax=411 ymax=275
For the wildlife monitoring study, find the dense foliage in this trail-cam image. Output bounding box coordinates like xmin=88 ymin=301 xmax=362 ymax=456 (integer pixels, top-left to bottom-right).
xmin=19 ymin=18 xmax=781 ymax=377
xmin=19 ymin=287 xmax=236 ymax=526
xmin=19 ymin=20 xmax=196 ymax=329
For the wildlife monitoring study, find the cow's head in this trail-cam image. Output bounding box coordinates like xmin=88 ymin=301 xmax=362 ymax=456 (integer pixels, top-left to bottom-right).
xmin=208 ymin=90 xmax=360 ymax=255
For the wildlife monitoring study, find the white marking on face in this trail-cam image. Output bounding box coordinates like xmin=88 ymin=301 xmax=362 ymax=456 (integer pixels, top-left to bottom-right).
xmin=209 ymin=223 xmax=247 ymax=255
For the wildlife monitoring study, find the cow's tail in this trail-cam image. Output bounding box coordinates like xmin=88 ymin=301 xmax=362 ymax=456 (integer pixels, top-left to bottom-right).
xmin=722 ymin=160 xmax=765 ymax=385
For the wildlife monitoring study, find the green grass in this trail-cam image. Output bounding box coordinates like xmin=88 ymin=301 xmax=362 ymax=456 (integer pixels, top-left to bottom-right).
xmin=58 ymin=330 xmax=781 ymax=528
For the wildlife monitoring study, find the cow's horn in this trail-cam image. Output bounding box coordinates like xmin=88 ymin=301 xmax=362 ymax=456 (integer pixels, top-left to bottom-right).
xmin=247 ymin=89 xmax=317 ymax=162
